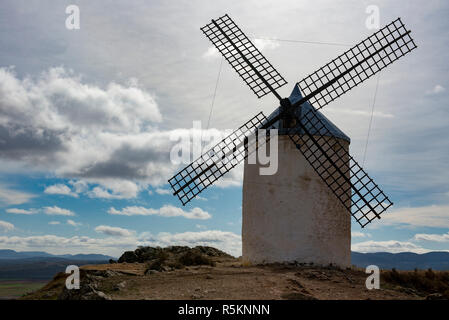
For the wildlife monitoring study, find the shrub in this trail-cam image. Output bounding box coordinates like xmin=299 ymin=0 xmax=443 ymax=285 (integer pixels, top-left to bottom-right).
xmin=382 ymin=269 xmax=449 ymax=296
xmin=178 ymin=251 xmax=215 ymax=267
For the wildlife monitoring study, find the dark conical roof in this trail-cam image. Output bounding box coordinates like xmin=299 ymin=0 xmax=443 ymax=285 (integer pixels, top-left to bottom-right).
xmin=263 ymin=84 xmax=350 ymax=143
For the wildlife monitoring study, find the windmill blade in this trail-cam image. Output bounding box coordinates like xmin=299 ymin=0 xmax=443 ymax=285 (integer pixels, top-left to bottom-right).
xmin=168 ymin=112 xmax=273 ymax=205
xmin=201 ymin=14 xmax=287 ymax=100
xmin=296 ymin=18 xmax=417 ymax=110
xmin=288 ymin=107 xmax=393 ymax=227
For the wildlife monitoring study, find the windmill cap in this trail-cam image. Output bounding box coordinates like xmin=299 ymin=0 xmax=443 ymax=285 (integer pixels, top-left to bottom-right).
xmin=262 ymin=84 xmax=351 ymax=143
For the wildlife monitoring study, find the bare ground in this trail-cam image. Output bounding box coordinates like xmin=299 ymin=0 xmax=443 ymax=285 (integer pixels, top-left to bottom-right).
xmin=21 ymin=259 xmax=426 ymax=300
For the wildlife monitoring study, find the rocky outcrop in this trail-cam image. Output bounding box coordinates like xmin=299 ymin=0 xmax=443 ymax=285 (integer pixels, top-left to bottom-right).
xmin=117 ymin=246 xmax=232 ymax=264
xmin=117 ymin=251 xmax=139 ymax=263
xmin=58 ymin=271 xmax=112 ymax=300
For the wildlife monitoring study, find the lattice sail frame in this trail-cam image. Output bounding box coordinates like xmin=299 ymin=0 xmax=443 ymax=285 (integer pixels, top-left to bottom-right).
xmin=297 ymin=18 xmax=417 ymax=110
xmin=201 ymin=14 xmax=287 ymax=99
xmin=288 ymin=106 xmax=393 ymax=227
xmin=168 ymin=112 xmax=273 ymax=205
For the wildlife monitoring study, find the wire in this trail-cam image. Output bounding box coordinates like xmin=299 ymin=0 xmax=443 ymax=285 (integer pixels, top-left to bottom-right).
xmin=202 ymin=57 xmax=223 ymax=147
xmin=252 ymin=37 xmax=352 ymax=47
xmin=362 ymin=73 xmax=380 ymax=166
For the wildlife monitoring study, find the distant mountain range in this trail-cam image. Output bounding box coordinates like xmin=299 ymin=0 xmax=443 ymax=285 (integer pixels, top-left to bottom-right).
xmin=0 ymin=249 xmax=114 ymax=280
xmin=0 ymin=249 xmax=114 ymax=261
xmin=351 ymin=251 xmax=449 ymax=271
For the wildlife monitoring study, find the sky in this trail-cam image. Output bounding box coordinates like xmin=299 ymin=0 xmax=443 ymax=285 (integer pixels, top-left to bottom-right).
xmin=0 ymin=0 xmax=448 ymax=258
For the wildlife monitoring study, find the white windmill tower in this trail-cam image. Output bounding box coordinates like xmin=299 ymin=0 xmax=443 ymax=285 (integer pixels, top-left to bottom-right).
xmin=169 ymin=14 xmax=417 ymax=267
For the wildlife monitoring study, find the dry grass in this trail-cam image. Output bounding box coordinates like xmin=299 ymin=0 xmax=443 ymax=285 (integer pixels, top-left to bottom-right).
xmin=382 ymin=268 xmax=449 ymax=298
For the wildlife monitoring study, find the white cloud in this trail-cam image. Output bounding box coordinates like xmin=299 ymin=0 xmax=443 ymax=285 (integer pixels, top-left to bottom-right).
xmin=0 ymin=185 xmax=35 ymax=205
xmin=48 ymin=221 xmax=60 ymax=225
xmin=108 ymin=205 xmax=211 ymax=220
xmin=380 ymin=205 xmax=449 ymax=228
xmin=87 ymin=180 xmax=141 ymax=199
xmin=6 ymin=208 xmax=38 ymax=215
xmin=0 ymin=67 xmax=245 ymax=197
xmin=69 ymin=180 xmax=88 ymax=194
xmin=214 ymin=164 xmax=243 ymax=188
xmin=351 ymin=240 xmax=433 ymax=254
xmin=43 ymin=206 xmax=75 ymax=216
xmin=0 ymin=67 xmax=170 ymax=198
xmin=413 ymin=232 xmax=449 ymax=242
xmin=139 ymin=230 xmax=241 ymax=257
xmin=155 ymin=188 xmax=170 ymax=195
xmin=0 ymin=220 xmax=14 ymax=232
xmin=44 ymin=184 xmax=78 ymax=197
xmin=67 ymin=219 xmax=82 ymax=227
xmin=0 ymin=230 xmax=241 ymax=257
xmin=426 ymin=84 xmax=446 ymax=95
xmin=95 ymin=225 xmax=134 ymax=237
xmin=351 ymin=231 xmax=371 ymax=238
xmin=202 ymin=46 xmax=219 ymax=59
xmin=0 ymin=234 xmax=135 ymax=257
xmin=7 ymin=206 xmax=76 ymax=216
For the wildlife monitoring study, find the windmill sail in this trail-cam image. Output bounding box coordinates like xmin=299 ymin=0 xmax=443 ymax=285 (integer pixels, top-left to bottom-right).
xmin=296 ymin=18 xmax=417 ymax=110
xmin=288 ymin=103 xmax=393 ymax=227
xmin=168 ymin=112 xmax=272 ymax=205
xmin=201 ymin=14 xmax=287 ymax=99
xmin=169 ymin=14 xmax=416 ymax=227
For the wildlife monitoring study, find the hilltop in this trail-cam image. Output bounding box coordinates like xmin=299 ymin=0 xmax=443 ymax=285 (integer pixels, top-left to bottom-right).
xmin=20 ymin=246 xmax=449 ymax=300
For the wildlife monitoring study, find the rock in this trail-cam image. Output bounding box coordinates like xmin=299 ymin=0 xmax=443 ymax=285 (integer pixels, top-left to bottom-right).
xmin=93 ymin=291 xmax=111 ymax=300
xmin=113 ymin=281 xmax=127 ymax=291
xmin=204 ymin=289 xmax=216 ymax=294
xmin=58 ymin=270 xmax=112 ymax=300
xmin=193 ymin=246 xmax=232 ymax=258
xmin=145 ymin=269 xmax=159 ymax=275
xmin=118 ymin=245 xmax=233 ymax=264
xmin=104 ymin=270 xmax=119 ymax=278
xmin=191 ymin=293 xmax=203 ymax=299
xmin=42 ymin=292 xmax=54 ymax=299
xmin=399 ymin=287 xmax=418 ymax=295
xmin=426 ymin=293 xmax=445 ymax=300
xmin=287 ymin=279 xmax=305 ymax=289
xmin=59 ymin=281 xmax=111 ymax=300
xmin=135 ymin=246 xmax=160 ymax=262
xmin=118 ymin=251 xmax=139 ymax=263
xmin=109 ymin=259 xmax=117 ymax=264
xmin=86 ymin=270 xmax=119 ymax=278
xmin=146 ymin=259 xmax=164 ymax=272
xmin=162 ymin=266 xmax=171 ymax=272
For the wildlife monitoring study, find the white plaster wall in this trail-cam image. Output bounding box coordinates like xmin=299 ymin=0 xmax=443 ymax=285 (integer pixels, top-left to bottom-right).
xmin=242 ymin=135 xmax=351 ymax=267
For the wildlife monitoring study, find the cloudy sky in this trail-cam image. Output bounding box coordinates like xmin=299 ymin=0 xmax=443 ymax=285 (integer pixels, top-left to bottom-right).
xmin=0 ymin=0 xmax=448 ymax=257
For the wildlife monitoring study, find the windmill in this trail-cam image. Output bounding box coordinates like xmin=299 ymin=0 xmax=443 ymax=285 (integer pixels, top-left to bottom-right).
xmin=168 ymin=14 xmax=417 ymax=266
